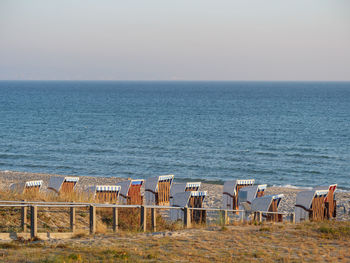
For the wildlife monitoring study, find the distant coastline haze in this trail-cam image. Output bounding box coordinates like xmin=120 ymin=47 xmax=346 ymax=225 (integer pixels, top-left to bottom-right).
xmin=0 ymin=0 xmax=349 ymax=81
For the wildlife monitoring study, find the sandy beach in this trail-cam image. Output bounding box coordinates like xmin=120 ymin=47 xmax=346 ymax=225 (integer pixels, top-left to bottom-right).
xmin=1 ymin=170 xmax=349 ymax=221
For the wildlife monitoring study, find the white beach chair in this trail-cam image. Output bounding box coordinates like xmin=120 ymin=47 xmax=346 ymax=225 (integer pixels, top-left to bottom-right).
xmin=170 ymin=191 xmax=207 ymax=223
xmin=251 ymin=194 xmax=284 ymax=222
xmin=87 ymin=185 xmax=121 ymax=203
xmin=295 ymin=189 xmax=329 ymax=222
xmin=117 ymin=179 xmax=144 ymax=205
xmin=222 ymin=179 xmax=255 ymax=211
xmin=10 ymin=180 xmax=43 ymax=194
xmin=145 ymin=175 xmax=174 ymax=206
xmin=48 ymin=176 xmax=79 ymax=194
xmin=314 ymin=184 xmax=337 ymax=219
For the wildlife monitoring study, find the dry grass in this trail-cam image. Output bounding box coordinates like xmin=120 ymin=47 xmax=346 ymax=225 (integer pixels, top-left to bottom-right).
xmin=0 ymin=221 xmax=348 ymax=262
xmin=0 ymin=190 xmax=176 ymax=234
xmin=0 ymin=190 xmax=350 ymax=262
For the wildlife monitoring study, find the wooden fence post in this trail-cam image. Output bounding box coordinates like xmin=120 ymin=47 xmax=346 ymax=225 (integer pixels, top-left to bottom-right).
xmin=184 ymin=207 xmax=191 ymax=228
xmin=90 ymin=205 xmax=96 ymax=234
xmin=290 ymin=213 xmax=295 ymax=224
xmin=151 ymin=208 xmax=156 ymax=232
xmin=221 ymin=210 xmax=228 ymax=225
xmin=30 ymin=205 xmax=37 ymax=239
xmin=70 ymin=207 xmax=76 ymax=232
xmin=240 ymin=211 xmax=244 ymax=222
xmin=21 ymin=200 xmax=27 ymax=232
xmin=113 ymin=207 xmax=118 ymax=232
xmin=257 ymin=211 xmax=262 ymax=223
xmin=140 ymin=205 xmax=147 ymax=232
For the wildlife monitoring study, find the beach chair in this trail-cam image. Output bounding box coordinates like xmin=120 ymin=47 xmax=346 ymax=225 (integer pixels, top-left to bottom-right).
xmin=87 ymin=185 xmax=121 ymax=203
xmin=295 ymin=189 xmax=329 ymax=222
xmin=251 ymin=194 xmax=284 ymax=222
xmin=117 ymin=179 xmax=144 ymax=205
xmin=238 ymin=184 xmax=267 ymax=204
xmin=170 ymin=191 xmax=207 ymax=224
xmin=48 ymin=176 xmax=79 ymax=194
xmin=170 ymin=182 xmax=201 ymax=198
xmin=314 ymin=184 xmax=337 ymax=219
xmin=145 ymin=175 xmax=174 ymax=205
xmin=222 ymin=179 xmax=255 ymax=211
xmin=10 ymin=180 xmax=43 ymax=194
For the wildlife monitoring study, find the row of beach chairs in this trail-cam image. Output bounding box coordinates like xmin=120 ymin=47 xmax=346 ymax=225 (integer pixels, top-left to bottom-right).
xmin=9 ymin=176 xmax=338 ymax=223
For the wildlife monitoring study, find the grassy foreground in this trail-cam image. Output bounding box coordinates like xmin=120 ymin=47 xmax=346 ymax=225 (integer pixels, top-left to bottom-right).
xmin=0 ymin=221 xmax=349 ymax=262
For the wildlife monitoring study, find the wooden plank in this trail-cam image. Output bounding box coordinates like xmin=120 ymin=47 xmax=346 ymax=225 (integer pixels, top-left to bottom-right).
xmin=113 ymin=207 xmax=118 ymax=232
xmin=89 ymin=205 xmax=96 ymax=234
xmin=184 ymin=207 xmax=191 ymax=228
xmin=21 ymin=200 xmax=27 ymax=232
xmin=151 ymin=207 xmax=156 ymax=232
xmin=70 ymin=207 xmax=76 ymax=232
xmin=30 ymin=205 xmax=37 ymax=239
xmin=140 ymin=205 xmax=147 ymax=232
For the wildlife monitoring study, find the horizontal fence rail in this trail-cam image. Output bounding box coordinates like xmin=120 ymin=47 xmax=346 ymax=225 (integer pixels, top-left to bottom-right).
xmin=0 ymin=200 xmax=296 ymax=240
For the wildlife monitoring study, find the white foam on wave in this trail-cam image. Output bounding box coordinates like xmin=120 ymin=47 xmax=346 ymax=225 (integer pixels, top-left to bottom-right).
xmin=272 ymin=184 xmax=350 ymax=193
xmin=272 ymin=184 xmax=313 ymax=190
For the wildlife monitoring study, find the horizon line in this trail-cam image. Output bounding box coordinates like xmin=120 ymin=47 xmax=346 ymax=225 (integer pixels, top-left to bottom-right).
xmin=1 ymin=80 xmax=350 ymax=83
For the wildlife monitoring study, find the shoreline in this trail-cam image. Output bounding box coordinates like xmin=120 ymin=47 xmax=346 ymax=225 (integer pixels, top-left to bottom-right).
xmin=1 ymin=170 xmax=349 ymax=220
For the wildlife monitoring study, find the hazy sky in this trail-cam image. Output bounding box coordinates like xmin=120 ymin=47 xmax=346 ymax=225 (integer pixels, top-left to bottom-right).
xmin=1 ymin=0 xmax=349 ymax=81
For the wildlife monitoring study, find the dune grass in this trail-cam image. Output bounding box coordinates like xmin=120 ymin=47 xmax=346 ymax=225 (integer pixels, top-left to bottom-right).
xmin=0 ymin=221 xmax=349 ymax=262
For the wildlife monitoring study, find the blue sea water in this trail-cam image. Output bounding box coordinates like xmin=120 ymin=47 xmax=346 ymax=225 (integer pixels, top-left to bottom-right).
xmin=0 ymin=81 xmax=349 ymax=189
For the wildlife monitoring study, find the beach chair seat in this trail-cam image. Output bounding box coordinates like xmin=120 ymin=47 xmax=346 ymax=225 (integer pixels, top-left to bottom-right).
xmin=87 ymin=185 xmax=121 ymax=203
xmin=48 ymin=176 xmax=79 ymax=194
xmin=251 ymin=194 xmax=284 ymax=222
xmin=145 ymin=175 xmax=174 ymax=206
xmin=10 ymin=180 xmax=43 ymax=194
xmin=170 ymin=191 xmax=207 ymax=224
xmin=117 ymin=179 xmax=144 ymax=205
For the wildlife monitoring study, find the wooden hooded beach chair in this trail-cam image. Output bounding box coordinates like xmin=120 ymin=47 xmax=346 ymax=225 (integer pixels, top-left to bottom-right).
xmin=170 ymin=191 xmax=207 ymax=224
xmin=117 ymin=179 xmax=144 ymax=205
xmin=170 ymin=182 xmax=201 ymax=198
xmin=314 ymin=184 xmax=337 ymax=219
xmin=87 ymin=185 xmax=121 ymax=203
xmin=295 ymin=189 xmax=329 ymax=222
xmin=145 ymin=175 xmax=174 ymax=205
xmin=238 ymin=184 xmax=267 ymax=204
xmin=222 ymin=179 xmax=255 ymax=211
xmin=251 ymin=194 xmax=284 ymax=222
xmin=48 ymin=176 xmax=79 ymax=194
xmin=10 ymin=180 xmax=43 ymax=194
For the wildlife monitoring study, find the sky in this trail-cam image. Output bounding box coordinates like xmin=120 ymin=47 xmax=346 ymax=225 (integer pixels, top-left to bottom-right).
xmin=0 ymin=0 xmax=349 ymax=81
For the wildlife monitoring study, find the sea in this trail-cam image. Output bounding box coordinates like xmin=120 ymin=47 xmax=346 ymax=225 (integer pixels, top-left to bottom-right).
xmin=0 ymin=81 xmax=349 ymax=189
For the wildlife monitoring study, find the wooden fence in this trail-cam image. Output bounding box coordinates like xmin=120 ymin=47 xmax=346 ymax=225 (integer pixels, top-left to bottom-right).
xmin=0 ymin=200 xmax=295 ymax=239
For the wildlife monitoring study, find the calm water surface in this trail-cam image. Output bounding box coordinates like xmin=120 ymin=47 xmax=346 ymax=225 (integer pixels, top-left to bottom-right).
xmin=0 ymin=81 xmax=349 ymax=189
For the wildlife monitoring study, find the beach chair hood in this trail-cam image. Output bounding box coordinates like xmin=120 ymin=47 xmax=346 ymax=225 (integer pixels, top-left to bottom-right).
xmin=88 ymin=185 xmax=121 ymax=195
xmin=251 ymin=194 xmax=284 ymax=212
xmin=117 ymin=180 xmax=132 ymax=199
xmin=170 ymin=182 xmax=201 ymax=197
xmin=238 ymin=184 xmax=267 ymax=204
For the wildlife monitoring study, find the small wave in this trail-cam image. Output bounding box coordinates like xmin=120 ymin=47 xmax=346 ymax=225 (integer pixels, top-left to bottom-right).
xmin=255 ymin=152 xmax=278 ymax=157
xmin=272 ymin=184 xmax=313 ymax=190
